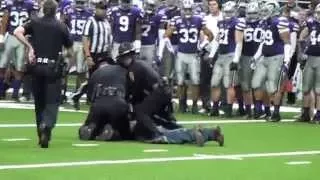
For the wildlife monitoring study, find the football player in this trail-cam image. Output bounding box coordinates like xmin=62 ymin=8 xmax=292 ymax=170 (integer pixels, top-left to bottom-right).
xmin=62 ymin=0 xmax=92 ymax=91
xmin=108 ymin=0 xmax=143 ymax=59
xmin=164 ymin=0 xmax=213 ymax=114
xmin=140 ymin=0 xmax=162 ymax=65
xmin=208 ymin=1 xmax=245 ymax=117
xmin=298 ymin=3 xmax=320 ymax=124
xmin=251 ymin=0 xmax=291 ymax=122
xmin=239 ymin=1 xmax=263 ymax=119
xmin=0 ymin=0 xmax=39 ymax=100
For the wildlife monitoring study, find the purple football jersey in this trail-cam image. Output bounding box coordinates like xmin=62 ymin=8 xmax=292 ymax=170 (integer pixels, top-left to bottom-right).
xmin=305 ymin=18 xmax=320 ymax=56
xmin=58 ymin=0 xmax=73 ymax=14
xmin=261 ymin=16 xmax=289 ymax=57
xmin=242 ymin=20 xmax=264 ymax=56
xmin=65 ymin=8 xmax=92 ymax=42
xmin=1 ymin=0 xmax=39 ymax=34
xmin=141 ymin=13 xmax=162 ymax=45
xmin=218 ymin=17 xmax=246 ymax=54
xmin=109 ymin=6 xmax=144 ymax=43
xmin=173 ymin=15 xmax=205 ymax=53
xmin=289 ymin=18 xmax=299 ymax=33
xmin=161 ymin=7 xmax=181 ymax=45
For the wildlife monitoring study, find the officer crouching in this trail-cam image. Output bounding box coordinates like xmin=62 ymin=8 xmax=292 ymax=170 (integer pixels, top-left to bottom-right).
xmin=14 ymin=0 xmax=73 ymax=148
xmin=78 ymin=63 xmax=132 ymax=141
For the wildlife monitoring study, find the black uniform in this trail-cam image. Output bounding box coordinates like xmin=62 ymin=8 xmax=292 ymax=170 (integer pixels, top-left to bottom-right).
xmin=126 ymin=60 xmax=174 ymax=139
xmin=79 ymin=64 xmax=131 ymax=140
xmin=23 ymin=15 xmax=73 ymax=146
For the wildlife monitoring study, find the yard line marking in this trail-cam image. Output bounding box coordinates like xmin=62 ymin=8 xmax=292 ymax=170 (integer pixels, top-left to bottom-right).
xmin=143 ymin=149 xmax=168 ymax=153
xmin=193 ymin=154 xmax=243 ymax=160
xmin=0 ymin=119 xmax=296 ymax=128
xmin=286 ymin=161 xmax=312 ymax=165
xmin=0 ymin=150 xmax=319 ymax=170
xmin=1 ymin=138 xmax=31 ymax=142
xmin=72 ymin=143 xmax=100 ymax=147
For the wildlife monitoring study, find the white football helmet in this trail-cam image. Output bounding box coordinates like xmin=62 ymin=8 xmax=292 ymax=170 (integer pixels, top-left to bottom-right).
xmin=222 ymin=1 xmax=236 ymax=20
xmin=314 ymin=4 xmax=320 ymax=22
xmin=246 ymin=1 xmax=260 ymax=22
xmin=182 ymin=0 xmax=194 ymax=18
xmin=261 ymin=0 xmax=280 ymax=20
xmin=144 ymin=0 xmax=156 ymax=14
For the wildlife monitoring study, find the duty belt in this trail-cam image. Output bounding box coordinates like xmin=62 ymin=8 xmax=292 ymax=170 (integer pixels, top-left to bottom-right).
xmin=36 ymin=57 xmax=55 ymax=64
xmin=96 ymin=86 xmax=124 ymax=98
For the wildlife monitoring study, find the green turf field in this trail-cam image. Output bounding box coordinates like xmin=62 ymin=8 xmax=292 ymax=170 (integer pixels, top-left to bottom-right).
xmin=0 ymin=107 xmax=320 ymax=180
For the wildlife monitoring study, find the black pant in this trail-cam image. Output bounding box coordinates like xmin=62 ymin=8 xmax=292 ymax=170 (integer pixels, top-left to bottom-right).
xmin=134 ymin=85 xmax=172 ymax=139
xmin=85 ymin=96 xmax=131 ymax=139
xmin=32 ymin=65 xmax=61 ymax=129
xmin=200 ymin=55 xmax=215 ymax=109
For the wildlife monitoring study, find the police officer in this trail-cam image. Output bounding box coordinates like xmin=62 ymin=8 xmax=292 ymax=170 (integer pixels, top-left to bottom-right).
xmin=78 ymin=63 xmax=131 ymax=141
xmin=14 ymin=0 xmax=73 ymax=148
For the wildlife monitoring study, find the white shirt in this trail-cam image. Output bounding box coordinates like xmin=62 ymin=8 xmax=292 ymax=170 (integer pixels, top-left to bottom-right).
xmin=204 ymin=12 xmax=223 ymax=39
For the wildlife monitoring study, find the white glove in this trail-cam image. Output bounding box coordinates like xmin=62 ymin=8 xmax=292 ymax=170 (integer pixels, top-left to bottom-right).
xmin=0 ymin=34 xmax=4 ymax=44
xmin=134 ymin=40 xmax=141 ymax=53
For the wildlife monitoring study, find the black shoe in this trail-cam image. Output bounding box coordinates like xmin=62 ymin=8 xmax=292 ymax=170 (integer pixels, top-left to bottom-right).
xmin=212 ymin=126 xmax=224 ymax=147
xmin=72 ymin=96 xmax=80 ymax=110
xmin=39 ymin=124 xmax=50 ymax=148
xmin=270 ymin=112 xmax=281 ymax=122
xmin=310 ymin=115 xmax=320 ymax=124
xmin=237 ymin=108 xmax=246 ymax=117
xmin=297 ymin=112 xmax=311 ymax=123
xmin=209 ymin=106 xmax=219 ymax=117
xmin=254 ymin=110 xmax=264 ymax=119
xmin=178 ymin=100 xmax=187 ymax=113
xmin=224 ymin=105 xmax=233 ymax=118
xmin=60 ymin=95 xmax=67 ymax=105
xmin=12 ymin=96 xmax=20 ymax=102
xmin=191 ymin=103 xmax=198 ymax=114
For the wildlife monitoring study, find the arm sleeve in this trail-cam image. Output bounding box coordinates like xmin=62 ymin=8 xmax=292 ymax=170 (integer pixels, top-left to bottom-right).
xmin=61 ymin=23 xmax=73 ymax=48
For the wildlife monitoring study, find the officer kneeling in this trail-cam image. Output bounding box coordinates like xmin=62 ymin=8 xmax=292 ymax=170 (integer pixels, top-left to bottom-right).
xmin=117 ymin=43 xmax=224 ymax=146
xmin=78 ymin=63 xmax=131 ymax=141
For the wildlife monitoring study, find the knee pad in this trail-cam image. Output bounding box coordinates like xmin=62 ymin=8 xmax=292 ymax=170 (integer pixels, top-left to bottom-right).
xmin=78 ymin=124 xmax=96 ymax=140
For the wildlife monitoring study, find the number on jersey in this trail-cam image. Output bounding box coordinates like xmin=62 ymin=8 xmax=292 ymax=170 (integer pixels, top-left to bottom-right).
xmin=10 ymin=11 xmax=28 ymax=27
xmin=264 ymin=30 xmax=274 ymax=45
xmin=119 ymin=16 xmax=129 ymax=32
xmin=179 ymin=28 xmax=198 ymax=43
xmin=70 ymin=19 xmax=86 ymax=35
xmin=141 ymin=24 xmax=151 ymax=37
xmin=219 ymin=29 xmax=229 ymax=45
xmin=244 ymin=28 xmax=263 ymax=43
xmin=310 ymin=30 xmax=320 ymax=45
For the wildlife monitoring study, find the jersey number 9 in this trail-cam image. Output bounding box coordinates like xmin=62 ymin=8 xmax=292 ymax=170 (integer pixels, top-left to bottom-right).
xmin=119 ymin=16 xmax=129 ymax=32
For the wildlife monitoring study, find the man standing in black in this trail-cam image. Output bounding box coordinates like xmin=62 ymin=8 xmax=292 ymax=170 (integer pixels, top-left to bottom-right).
xmin=14 ymin=0 xmax=73 ymax=148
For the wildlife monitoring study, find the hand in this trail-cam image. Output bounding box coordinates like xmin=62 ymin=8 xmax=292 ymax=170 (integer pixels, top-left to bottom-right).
xmin=282 ymin=62 xmax=289 ymax=73
xmin=299 ymin=61 xmax=306 ymax=70
xmin=154 ymin=56 xmax=162 ymax=66
xmin=28 ymin=47 xmax=36 ymax=64
xmin=230 ymin=62 xmax=238 ymax=71
xmin=299 ymin=53 xmax=308 ymax=62
xmin=86 ymin=56 xmax=95 ymax=68
xmin=250 ymin=58 xmax=257 ymax=70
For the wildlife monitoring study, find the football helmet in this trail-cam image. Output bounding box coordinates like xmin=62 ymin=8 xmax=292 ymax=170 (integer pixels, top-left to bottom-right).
xmin=222 ymin=1 xmax=236 ymax=20
xmin=246 ymin=1 xmax=260 ymax=22
xmin=182 ymin=0 xmax=194 ymax=18
xmin=260 ymin=0 xmax=280 ymax=20
xmin=119 ymin=0 xmax=131 ymax=10
xmin=144 ymin=0 xmax=156 ymax=14
xmin=314 ymin=4 xmax=320 ymax=22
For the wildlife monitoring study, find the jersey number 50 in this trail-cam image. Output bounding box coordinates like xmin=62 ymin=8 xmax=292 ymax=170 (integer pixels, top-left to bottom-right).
xmin=10 ymin=11 xmax=28 ymax=27
xmin=179 ymin=28 xmax=198 ymax=43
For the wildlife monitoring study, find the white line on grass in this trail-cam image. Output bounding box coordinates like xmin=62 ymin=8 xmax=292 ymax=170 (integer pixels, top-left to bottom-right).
xmin=0 ymin=150 xmax=319 ymax=170
xmin=72 ymin=143 xmax=100 ymax=147
xmin=1 ymin=138 xmax=31 ymax=142
xmin=143 ymin=149 xmax=168 ymax=153
xmin=286 ymin=161 xmax=312 ymax=165
xmin=0 ymin=119 xmax=296 ymax=128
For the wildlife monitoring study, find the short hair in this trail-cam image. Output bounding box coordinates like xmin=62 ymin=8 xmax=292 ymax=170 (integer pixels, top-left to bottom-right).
xmin=95 ymin=1 xmax=107 ymax=10
xmin=43 ymin=0 xmax=58 ymax=17
xmin=207 ymin=0 xmax=222 ymax=10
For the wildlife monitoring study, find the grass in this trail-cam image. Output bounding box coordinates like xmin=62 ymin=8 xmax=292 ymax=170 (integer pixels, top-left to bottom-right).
xmin=0 ymin=107 xmax=319 ymax=180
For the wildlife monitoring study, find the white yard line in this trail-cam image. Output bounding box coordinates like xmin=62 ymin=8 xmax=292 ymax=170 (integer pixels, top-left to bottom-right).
xmin=0 ymin=150 xmax=319 ymax=170
xmin=0 ymin=119 xmax=296 ymax=128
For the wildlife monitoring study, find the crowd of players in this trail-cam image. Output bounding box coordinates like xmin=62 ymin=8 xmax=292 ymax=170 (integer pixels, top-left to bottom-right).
xmin=1 ymin=0 xmax=320 ymax=129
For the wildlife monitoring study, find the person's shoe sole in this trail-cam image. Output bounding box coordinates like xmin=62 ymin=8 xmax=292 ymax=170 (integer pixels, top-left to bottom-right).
xmin=192 ymin=128 xmax=205 ymax=147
